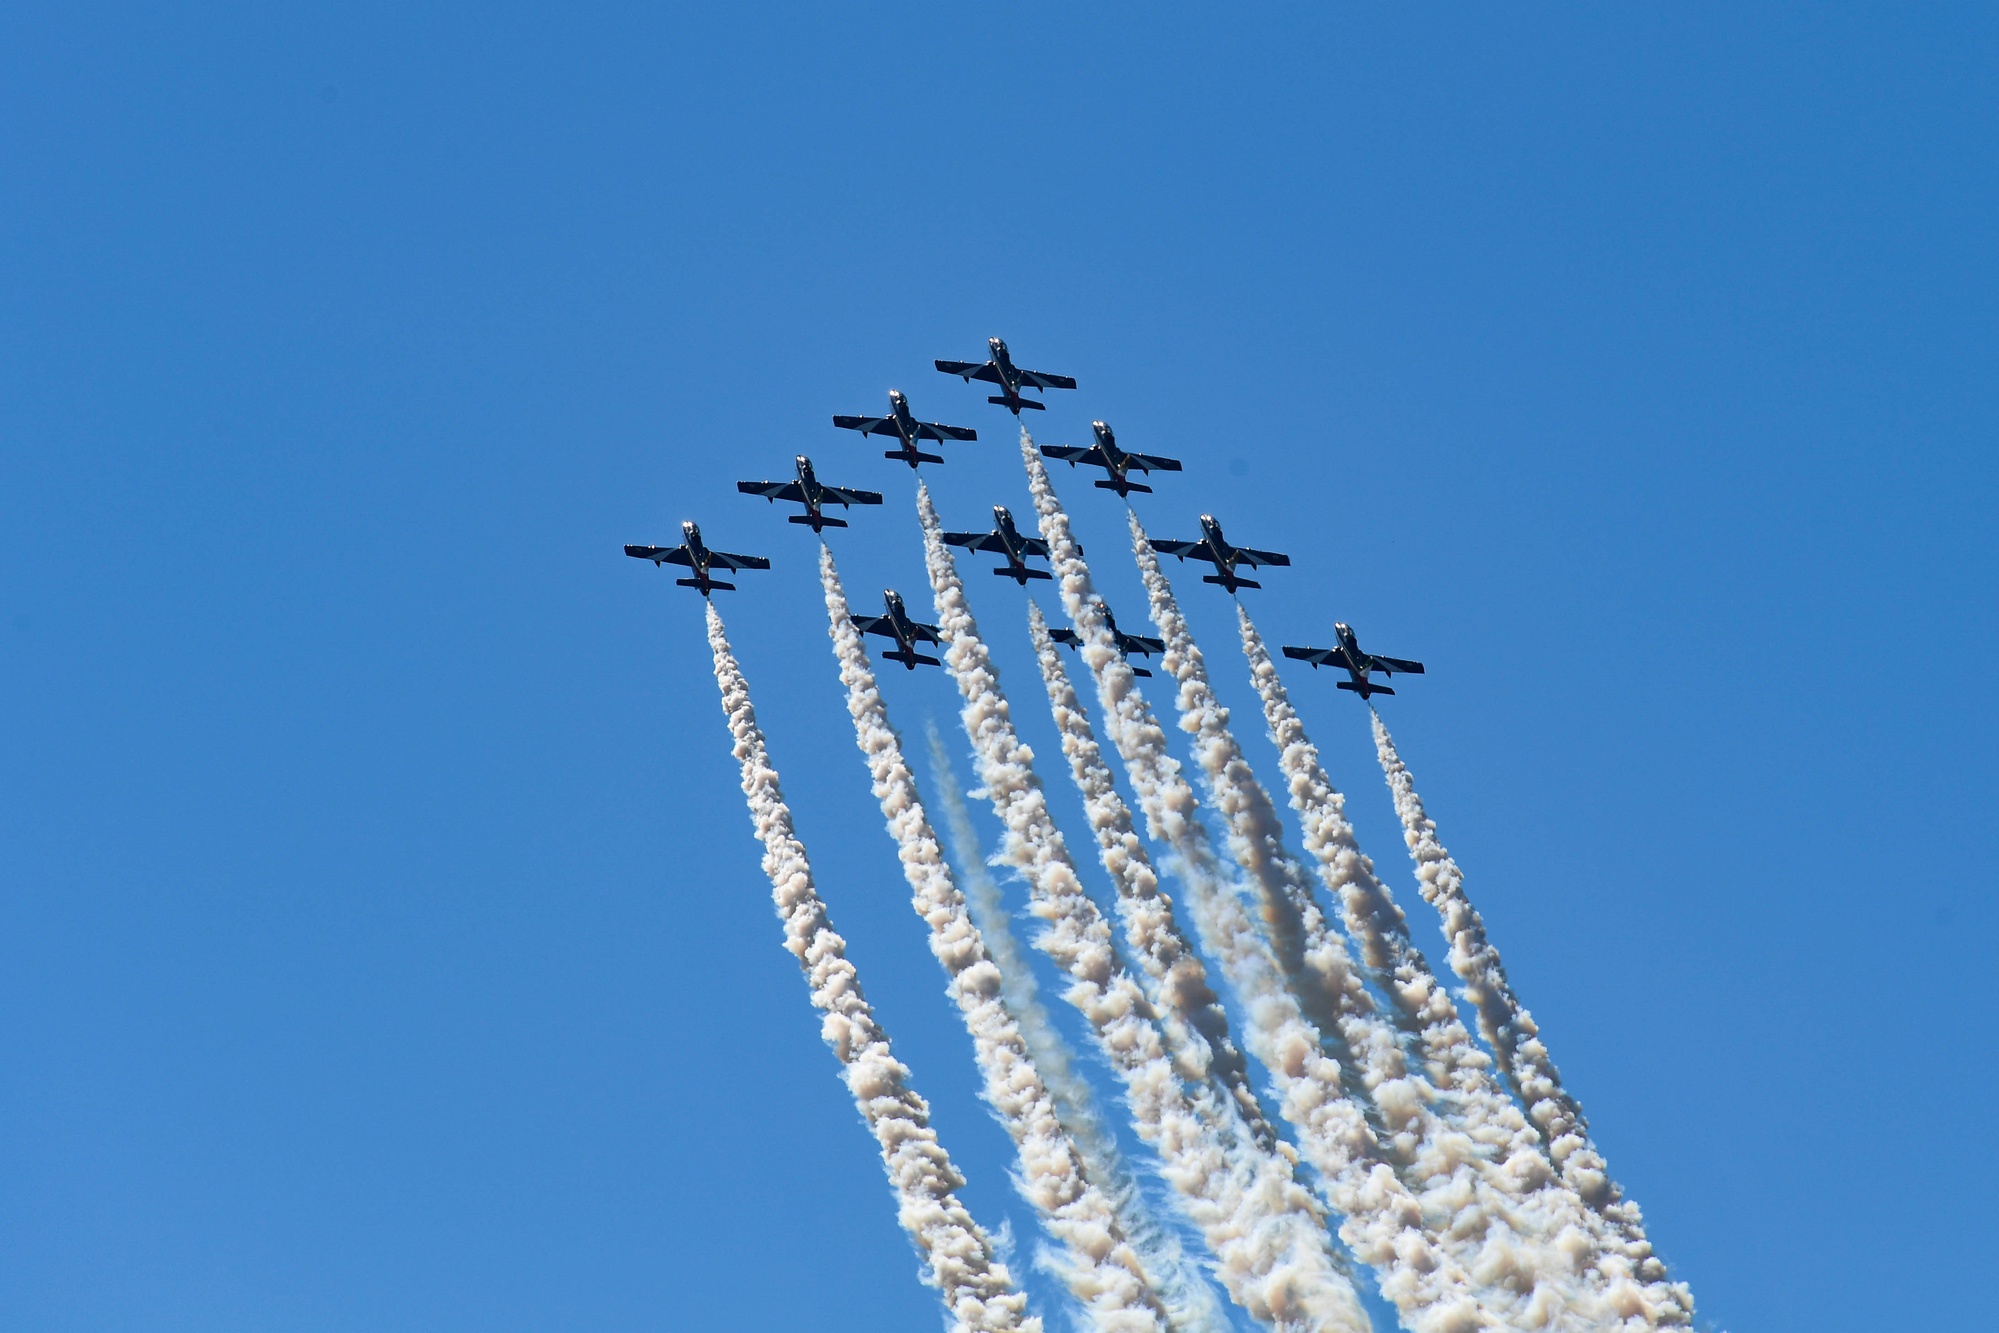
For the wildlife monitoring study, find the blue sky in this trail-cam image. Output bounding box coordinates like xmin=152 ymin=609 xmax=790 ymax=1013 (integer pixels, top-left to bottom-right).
xmin=2 ymin=5 xmax=1995 ymax=1330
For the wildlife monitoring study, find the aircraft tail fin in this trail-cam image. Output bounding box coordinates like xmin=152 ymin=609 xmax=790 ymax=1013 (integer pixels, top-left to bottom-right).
xmin=1095 ymin=478 xmax=1151 ymax=494
xmin=1336 ymin=679 xmax=1393 ymax=698
xmin=1203 ymin=573 xmax=1259 ymax=590
xmin=789 ymin=514 xmax=846 ymax=528
xmin=676 ymin=577 xmax=734 ymax=593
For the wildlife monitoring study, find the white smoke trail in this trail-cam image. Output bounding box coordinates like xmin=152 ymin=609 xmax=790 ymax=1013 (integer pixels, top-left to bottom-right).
xmin=1126 ymin=512 xmax=1619 ymax=1331
xmin=1372 ymin=713 xmax=1695 ymax=1327
xmin=1237 ymin=606 xmax=1627 ymax=1328
xmin=915 ymin=487 xmax=1369 ymax=1333
xmin=1023 ymin=603 xmax=1387 ymax=1323
xmin=1024 ymin=604 xmax=1274 ymax=1148
xmin=923 ymin=722 xmax=1232 ymax=1333
xmin=820 ymin=546 xmax=1172 ymax=1333
xmin=704 ymin=601 xmax=1038 ymax=1333
xmin=1020 ymin=435 xmax=1496 ymax=1333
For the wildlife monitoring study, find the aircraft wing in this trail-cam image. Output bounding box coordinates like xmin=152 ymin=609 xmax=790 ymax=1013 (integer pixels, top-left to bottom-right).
xmin=1039 ymin=445 xmax=1098 ymax=464
xmin=736 ymin=480 xmax=805 ymax=502
xmin=943 ymin=532 xmax=1008 ymax=553
xmin=910 ymin=621 xmax=944 ymax=644
xmin=821 ymin=484 xmax=883 ymax=506
xmin=912 ymin=420 xmax=979 ymax=443
xmin=1121 ymin=632 xmax=1166 ymax=655
xmin=707 ymin=549 xmax=772 ymax=572
xmin=851 ymin=615 xmax=892 ymax=637
xmin=1374 ymin=655 xmax=1426 ymax=675
xmin=1016 ymin=368 xmax=1078 ymax=390
xmin=1047 ymin=627 xmax=1082 ymax=647
xmin=935 ymin=359 xmax=1004 ymax=385
xmin=1130 ymin=452 xmax=1184 ymax=473
xmin=625 ymin=543 xmax=695 ymax=567
xmin=832 ymin=414 xmax=898 ymax=437
xmin=1234 ymin=547 xmax=1291 ymax=568
xmin=1152 ymin=539 xmax=1207 ymax=559
xmin=1020 ymin=537 xmax=1051 ymax=558
xmin=1282 ymin=645 xmax=1347 ymax=668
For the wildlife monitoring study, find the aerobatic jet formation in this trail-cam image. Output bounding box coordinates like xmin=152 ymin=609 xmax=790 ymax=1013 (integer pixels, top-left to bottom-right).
xmin=1153 ymin=514 xmax=1291 ymax=593
xmin=1047 ymin=603 xmax=1165 ymax=677
xmin=1040 ymin=421 xmax=1182 ymax=497
xmin=624 ymin=522 xmax=771 ymax=597
xmin=935 ymin=337 xmax=1077 ymax=415
xmin=736 ymin=455 xmax=883 ymax=532
xmin=833 ymin=390 xmax=978 ymax=468
xmin=1282 ymin=622 xmax=1425 ymax=699
xmin=852 ymin=591 xmax=944 ymax=670
xmin=942 ymin=505 xmax=1060 ymax=585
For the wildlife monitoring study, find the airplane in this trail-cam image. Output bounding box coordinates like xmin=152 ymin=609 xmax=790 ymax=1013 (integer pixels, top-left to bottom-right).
xmin=1282 ymin=622 xmax=1425 ymax=700
xmin=1039 ymin=421 xmax=1183 ymax=497
xmin=624 ymin=521 xmax=771 ymax=596
xmin=1047 ymin=602 xmax=1165 ymax=677
xmin=934 ymin=337 xmax=1077 ymax=415
xmin=1152 ymin=515 xmax=1291 ymax=593
xmin=851 ymin=590 xmax=944 ymax=670
xmin=736 ymin=455 xmax=883 ymax=532
xmin=942 ymin=505 xmax=1058 ymax=585
xmin=832 ymin=390 xmax=977 ymax=468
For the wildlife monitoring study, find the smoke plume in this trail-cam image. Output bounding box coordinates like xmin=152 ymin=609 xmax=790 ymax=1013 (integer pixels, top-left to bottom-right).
xmin=820 ymin=545 xmax=1173 ymax=1333
xmin=705 ymin=601 xmax=1038 ymax=1333
xmin=1237 ymin=605 xmax=1633 ymax=1328
xmin=1020 ymin=436 xmax=1497 ymax=1333
xmin=916 ymin=488 xmax=1370 ymax=1333
xmin=1372 ymin=713 xmax=1694 ymax=1326
xmin=923 ymin=722 xmax=1232 ymax=1333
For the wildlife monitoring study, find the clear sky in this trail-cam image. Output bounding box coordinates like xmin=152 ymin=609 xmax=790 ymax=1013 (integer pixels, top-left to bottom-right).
xmin=3 ymin=5 xmax=1994 ymax=1331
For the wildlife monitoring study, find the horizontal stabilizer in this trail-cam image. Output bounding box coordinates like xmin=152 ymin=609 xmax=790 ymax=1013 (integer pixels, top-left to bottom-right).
xmin=883 ymin=650 xmax=942 ymax=669
xmin=1202 ymin=573 xmax=1259 ymax=590
xmin=996 ymin=566 xmax=1053 ymax=581
xmin=991 ymin=395 xmax=1046 ymax=410
xmin=1336 ymin=679 xmax=1394 ymax=697
xmin=890 ymin=449 xmax=947 ymax=467
xmin=676 ymin=577 xmax=734 ymax=592
xmin=1129 ymin=665 xmax=1153 ymax=677
xmin=1095 ymin=478 xmax=1151 ymax=494
xmin=789 ymin=514 xmax=846 ymax=527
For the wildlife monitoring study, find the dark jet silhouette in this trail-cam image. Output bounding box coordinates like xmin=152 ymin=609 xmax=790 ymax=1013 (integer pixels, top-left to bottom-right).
xmin=737 ymin=455 xmax=882 ymax=533
xmin=1152 ymin=514 xmax=1290 ymax=593
xmin=935 ymin=337 xmax=1077 ymax=415
xmin=833 ymin=390 xmax=977 ymax=468
xmin=624 ymin=521 xmax=771 ymax=597
xmin=1283 ymin=622 xmax=1425 ymax=700
xmin=1040 ymin=421 xmax=1182 ymax=497
xmin=852 ymin=590 xmax=944 ymax=670
xmin=1047 ymin=603 xmax=1165 ymax=677
xmin=942 ymin=505 xmax=1061 ymax=585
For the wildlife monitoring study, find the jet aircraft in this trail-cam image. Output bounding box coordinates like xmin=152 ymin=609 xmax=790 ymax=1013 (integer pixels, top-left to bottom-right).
xmin=935 ymin=337 xmax=1077 ymax=415
xmin=852 ymin=590 xmax=944 ymax=670
xmin=1152 ymin=515 xmax=1291 ymax=593
xmin=1040 ymin=421 xmax=1183 ymax=497
xmin=736 ymin=455 xmax=883 ymax=532
xmin=1282 ymin=623 xmax=1425 ymax=700
xmin=833 ymin=390 xmax=977 ymax=468
xmin=942 ymin=505 xmax=1059 ymax=585
xmin=624 ymin=521 xmax=771 ymax=597
xmin=1047 ymin=603 xmax=1164 ymax=677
